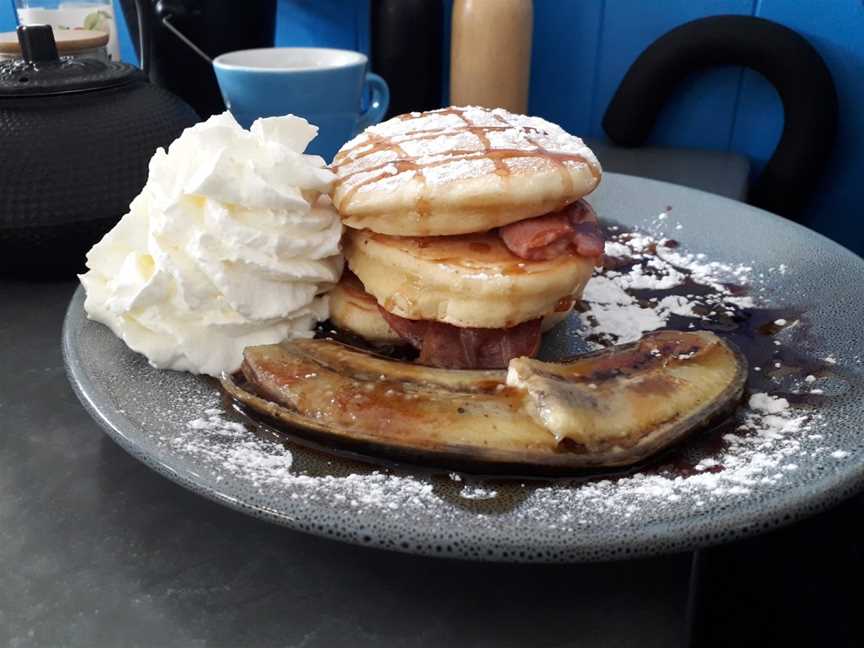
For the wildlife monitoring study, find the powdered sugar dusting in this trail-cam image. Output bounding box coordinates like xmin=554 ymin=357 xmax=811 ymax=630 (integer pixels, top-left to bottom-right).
xmin=518 ymin=390 xmax=825 ymax=521
xmin=162 ymin=219 xmax=851 ymax=527
xmin=460 ymin=484 xmax=499 ymax=500
xmin=332 ymin=106 xmax=599 ymax=197
xmin=167 ymin=408 xmax=444 ymax=512
xmin=174 ymin=411 xmax=294 ymax=489
xmin=75 ymin=171 xmax=864 ymax=561
xmin=580 ymin=225 xmax=754 ymax=345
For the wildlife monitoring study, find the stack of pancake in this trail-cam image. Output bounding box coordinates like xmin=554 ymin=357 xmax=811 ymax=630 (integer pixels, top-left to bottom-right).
xmin=327 ymin=106 xmax=604 ymax=369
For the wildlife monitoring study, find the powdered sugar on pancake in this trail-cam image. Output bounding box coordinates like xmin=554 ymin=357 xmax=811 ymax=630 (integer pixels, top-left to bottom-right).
xmin=332 ymin=106 xmax=600 ymax=195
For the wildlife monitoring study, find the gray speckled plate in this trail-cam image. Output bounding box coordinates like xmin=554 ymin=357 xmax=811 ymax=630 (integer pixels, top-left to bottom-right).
xmin=63 ymin=173 xmax=864 ymax=562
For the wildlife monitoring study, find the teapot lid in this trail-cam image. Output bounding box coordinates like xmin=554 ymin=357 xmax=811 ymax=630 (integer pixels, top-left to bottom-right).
xmin=0 ymin=25 xmax=139 ymax=97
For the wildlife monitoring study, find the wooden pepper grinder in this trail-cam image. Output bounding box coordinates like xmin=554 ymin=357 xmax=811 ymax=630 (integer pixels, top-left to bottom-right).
xmin=450 ymin=0 xmax=533 ymax=112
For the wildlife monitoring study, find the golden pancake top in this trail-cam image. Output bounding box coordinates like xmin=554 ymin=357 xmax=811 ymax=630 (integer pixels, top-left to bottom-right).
xmin=331 ymin=106 xmax=602 ymax=237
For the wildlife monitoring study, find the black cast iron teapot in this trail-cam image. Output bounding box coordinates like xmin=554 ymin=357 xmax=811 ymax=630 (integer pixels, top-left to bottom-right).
xmin=0 ymin=24 xmax=199 ymax=277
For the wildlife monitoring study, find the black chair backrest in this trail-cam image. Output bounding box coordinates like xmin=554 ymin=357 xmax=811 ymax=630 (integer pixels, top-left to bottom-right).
xmin=603 ymin=15 xmax=838 ymax=219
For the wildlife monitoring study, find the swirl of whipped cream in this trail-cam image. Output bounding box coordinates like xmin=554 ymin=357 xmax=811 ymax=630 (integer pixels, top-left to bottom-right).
xmin=80 ymin=112 xmax=343 ymax=376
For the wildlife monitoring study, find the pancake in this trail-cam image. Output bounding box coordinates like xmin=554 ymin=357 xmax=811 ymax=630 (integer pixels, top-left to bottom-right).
xmin=344 ymin=228 xmax=595 ymax=329
xmin=328 ymin=273 xmax=403 ymax=344
xmin=332 ymin=106 xmax=601 ymax=236
xmin=329 ymin=272 xmax=577 ymax=343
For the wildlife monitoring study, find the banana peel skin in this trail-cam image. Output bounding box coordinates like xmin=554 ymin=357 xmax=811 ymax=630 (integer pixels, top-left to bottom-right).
xmin=221 ymin=330 xmax=747 ymax=475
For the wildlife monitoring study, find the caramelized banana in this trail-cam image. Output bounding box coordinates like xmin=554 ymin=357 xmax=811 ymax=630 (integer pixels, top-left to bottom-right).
xmin=221 ymin=331 xmax=746 ymax=473
xmin=507 ymin=331 xmax=746 ymax=452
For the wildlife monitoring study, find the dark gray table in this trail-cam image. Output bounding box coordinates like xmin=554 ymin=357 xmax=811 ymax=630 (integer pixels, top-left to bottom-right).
xmin=1 ymin=278 xmax=692 ymax=647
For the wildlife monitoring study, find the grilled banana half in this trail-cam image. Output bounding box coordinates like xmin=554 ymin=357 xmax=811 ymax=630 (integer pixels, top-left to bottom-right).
xmin=221 ymin=330 xmax=746 ymax=473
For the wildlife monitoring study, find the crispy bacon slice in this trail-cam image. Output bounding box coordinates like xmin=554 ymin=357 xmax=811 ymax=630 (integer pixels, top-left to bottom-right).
xmin=379 ymin=308 xmax=542 ymax=369
xmin=498 ymin=200 xmax=604 ymax=261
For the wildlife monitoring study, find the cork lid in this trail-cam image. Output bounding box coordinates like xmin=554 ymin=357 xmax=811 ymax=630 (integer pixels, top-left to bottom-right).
xmin=0 ymin=29 xmax=108 ymax=55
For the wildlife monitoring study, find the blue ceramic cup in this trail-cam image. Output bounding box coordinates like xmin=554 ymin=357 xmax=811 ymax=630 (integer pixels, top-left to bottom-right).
xmin=212 ymin=47 xmax=389 ymax=161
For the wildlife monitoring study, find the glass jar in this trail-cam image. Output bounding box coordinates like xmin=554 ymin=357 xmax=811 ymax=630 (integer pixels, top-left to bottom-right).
xmin=15 ymin=1 xmax=120 ymax=61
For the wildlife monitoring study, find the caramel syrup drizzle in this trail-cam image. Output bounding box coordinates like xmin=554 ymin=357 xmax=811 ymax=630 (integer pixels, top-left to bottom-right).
xmin=333 ymin=107 xmax=598 ymax=216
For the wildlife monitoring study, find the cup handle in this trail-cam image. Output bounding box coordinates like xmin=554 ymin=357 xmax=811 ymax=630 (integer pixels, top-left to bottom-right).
xmin=357 ymin=72 xmax=390 ymax=132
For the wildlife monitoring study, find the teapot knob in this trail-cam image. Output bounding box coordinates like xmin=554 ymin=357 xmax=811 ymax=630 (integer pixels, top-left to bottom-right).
xmin=17 ymin=24 xmax=60 ymax=63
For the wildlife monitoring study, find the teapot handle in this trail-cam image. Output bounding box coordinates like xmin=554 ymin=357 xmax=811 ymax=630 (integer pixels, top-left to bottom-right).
xmin=159 ymin=14 xmax=212 ymax=65
xmin=133 ymin=0 xmax=211 ymax=78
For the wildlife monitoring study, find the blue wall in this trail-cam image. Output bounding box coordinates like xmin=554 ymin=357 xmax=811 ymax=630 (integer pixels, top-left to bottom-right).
xmin=2 ymin=0 xmax=862 ymax=255
xmin=527 ymin=0 xmax=864 ymax=257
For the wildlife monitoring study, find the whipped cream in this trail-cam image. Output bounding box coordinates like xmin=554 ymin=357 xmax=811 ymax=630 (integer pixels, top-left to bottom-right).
xmin=80 ymin=112 xmax=343 ymax=377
